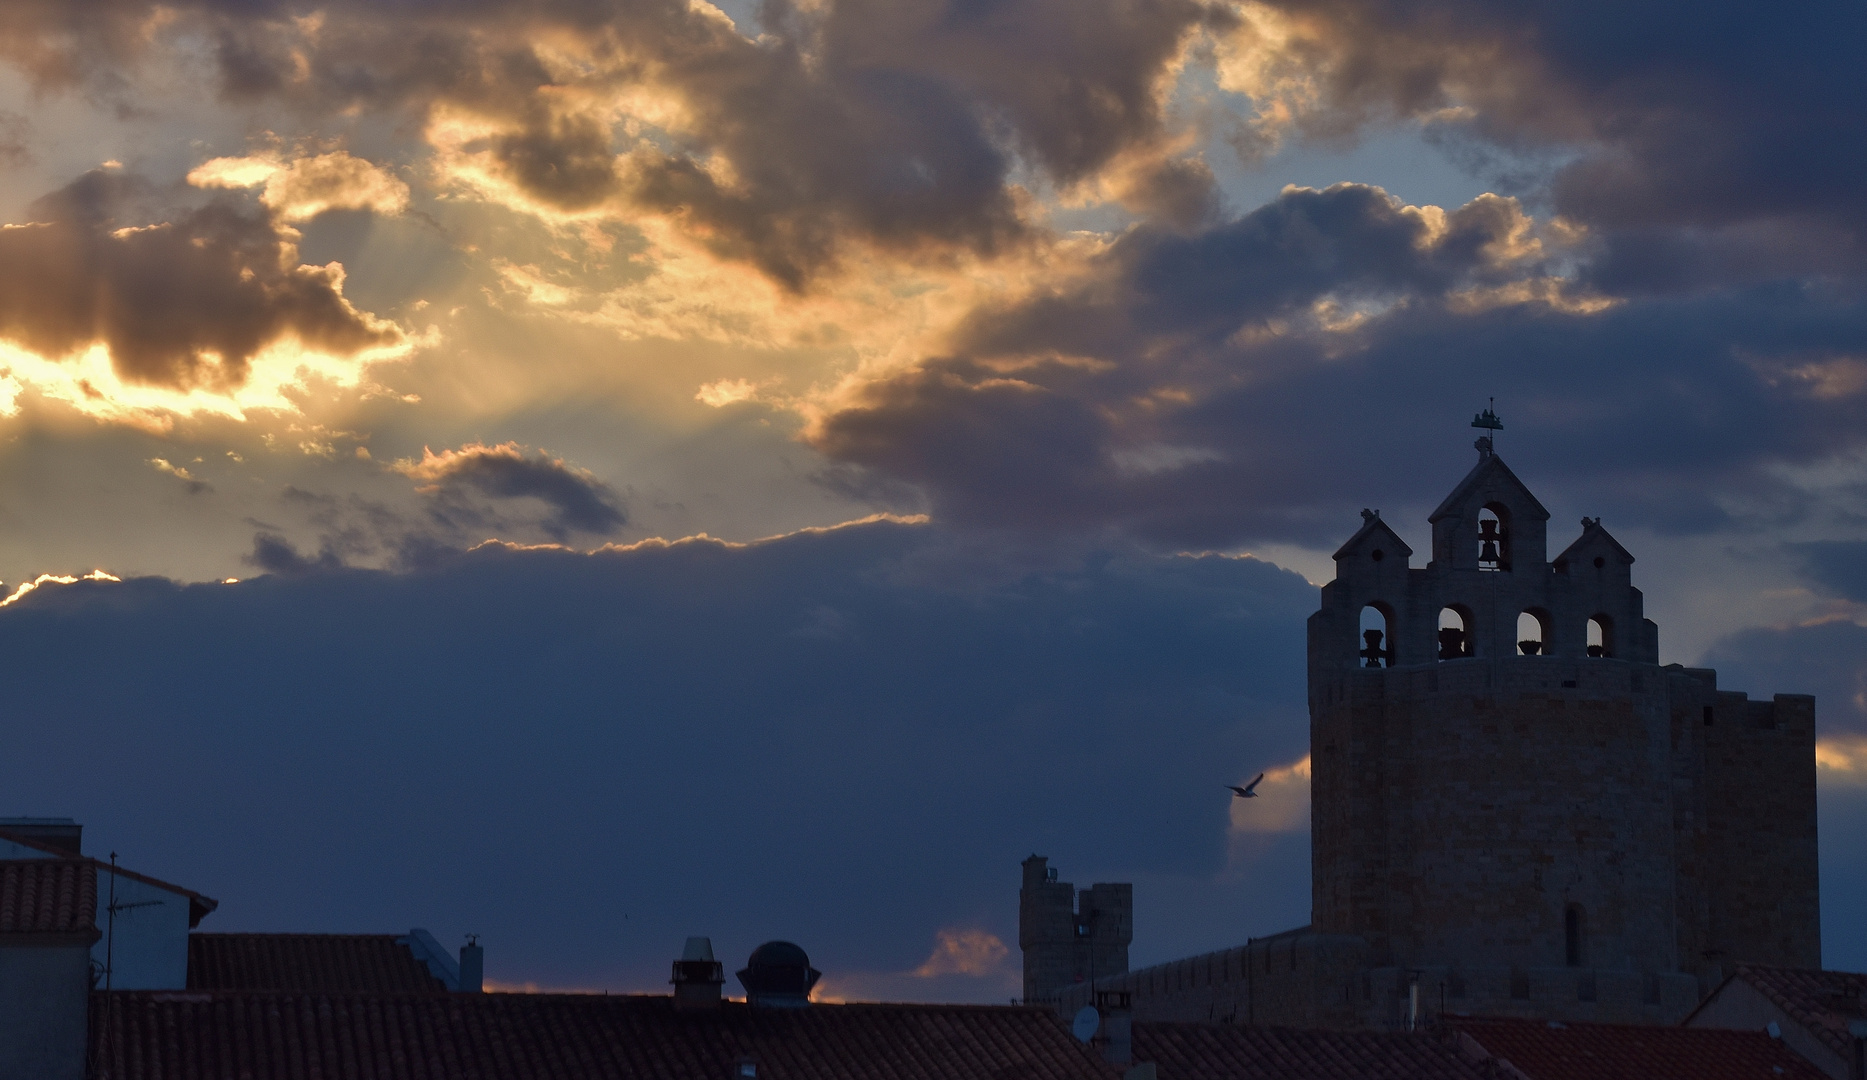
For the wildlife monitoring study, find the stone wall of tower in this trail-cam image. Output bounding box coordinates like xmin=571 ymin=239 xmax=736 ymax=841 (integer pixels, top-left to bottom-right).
xmin=1701 ymin=688 xmax=1822 ymax=971
xmin=1305 ymin=451 xmax=1819 ymax=1022
xmin=1312 ymin=658 xmax=1683 ymax=975
xmin=1019 ymin=856 xmax=1133 ymax=1004
xmin=1045 ymin=448 xmax=1821 ymax=1030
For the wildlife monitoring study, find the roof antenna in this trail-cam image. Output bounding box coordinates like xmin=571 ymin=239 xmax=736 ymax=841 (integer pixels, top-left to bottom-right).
xmin=1471 ymin=398 xmax=1502 ymax=457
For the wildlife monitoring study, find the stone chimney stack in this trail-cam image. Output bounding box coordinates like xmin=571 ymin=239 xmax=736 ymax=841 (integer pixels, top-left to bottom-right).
xmin=458 ymin=936 xmax=483 ymax=993
xmin=1099 ymin=990 xmax=1134 ymax=1065
xmin=672 ymin=937 xmax=724 ymax=1012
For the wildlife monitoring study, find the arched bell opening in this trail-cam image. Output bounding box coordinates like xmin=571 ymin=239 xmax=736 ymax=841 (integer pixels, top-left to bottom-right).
xmin=1478 ymin=503 xmax=1512 ymax=572
xmin=1517 ymin=608 xmax=1550 ymax=656
xmin=1359 ymin=603 xmax=1394 ymax=668
xmin=1437 ymin=606 xmax=1474 ymax=661
xmin=1587 ymin=615 xmax=1614 ymax=658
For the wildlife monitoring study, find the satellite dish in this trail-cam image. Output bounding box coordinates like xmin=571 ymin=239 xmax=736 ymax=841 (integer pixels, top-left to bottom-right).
xmin=1071 ymin=1006 xmax=1100 ymax=1043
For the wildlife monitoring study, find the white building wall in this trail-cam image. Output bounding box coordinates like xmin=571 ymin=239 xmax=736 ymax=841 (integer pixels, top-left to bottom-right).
xmin=93 ymin=871 xmax=192 ymax=991
xmin=0 ymin=834 xmax=200 ymax=989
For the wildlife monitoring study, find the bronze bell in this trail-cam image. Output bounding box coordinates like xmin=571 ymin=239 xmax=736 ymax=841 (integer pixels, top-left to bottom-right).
xmin=1361 ymin=628 xmax=1387 ymax=668
xmin=1478 ymin=519 xmax=1502 ymax=564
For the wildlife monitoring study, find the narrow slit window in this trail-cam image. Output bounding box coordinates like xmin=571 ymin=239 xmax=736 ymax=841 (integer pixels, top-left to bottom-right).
xmin=1565 ymin=904 xmax=1586 ymax=967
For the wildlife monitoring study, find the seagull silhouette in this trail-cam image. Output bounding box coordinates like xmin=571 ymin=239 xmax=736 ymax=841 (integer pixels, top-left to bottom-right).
xmin=1227 ymin=774 xmax=1266 ymax=799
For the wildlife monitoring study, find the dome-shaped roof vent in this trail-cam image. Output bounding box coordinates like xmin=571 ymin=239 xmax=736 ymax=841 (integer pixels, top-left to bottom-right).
xmin=737 ymin=941 xmax=821 ymax=1008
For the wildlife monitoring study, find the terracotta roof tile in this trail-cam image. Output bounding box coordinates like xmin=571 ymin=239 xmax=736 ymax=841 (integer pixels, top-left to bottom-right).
xmin=187 ymin=933 xmax=451 ymax=993
xmin=1450 ymin=1015 xmax=1829 ymax=1080
xmin=91 ymin=992 xmax=1114 ymax=1080
xmin=0 ymin=829 xmax=219 ymax=927
xmin=1718 ymin=965 xmax=1867 ymax=1059
xmin=1131 ymin=1021 xmax=1498 ymax=1079
xmin=0 ymin=859 xmax=97 ymax=937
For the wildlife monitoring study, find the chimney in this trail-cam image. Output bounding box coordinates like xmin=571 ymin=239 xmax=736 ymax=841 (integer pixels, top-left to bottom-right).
xmin=1097 ymin=990 xmax=1132 ymax=1065
xmin=1846 ymin=1019 xmax=1866 ymax=1080
xmin=672 ymin=937 xmax=725 ymax=1013
xmin=0 ymin=817 xmax=81 ymax=855
xmin=458 ymin=936 xmax=483 ymax=993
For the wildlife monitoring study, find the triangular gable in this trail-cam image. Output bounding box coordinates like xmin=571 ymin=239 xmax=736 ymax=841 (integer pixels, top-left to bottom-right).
xmin=0 ymin=829 xmax=219 ymax=928
xmin=1331 ymin=512 xmax=1413 ymax=561
xmin=1554 ymin=518 xmax=1635 ymax=568
xmin=1428 ymin=453 xmax=1550 ymax=523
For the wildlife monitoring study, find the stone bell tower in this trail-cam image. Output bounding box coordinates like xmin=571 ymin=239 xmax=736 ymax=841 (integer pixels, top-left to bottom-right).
xmin=1306 ymin=429 xmax=1820 ymax=1021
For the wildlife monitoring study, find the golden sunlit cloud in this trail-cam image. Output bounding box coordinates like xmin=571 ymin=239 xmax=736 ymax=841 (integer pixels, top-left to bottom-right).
xmin=811 ymin=926 xmax=1016 ymax=1003
xmin=1228 ymin=753 xmax=1310 ymax=834
xmin=695 ymin=378 xmax=760 ymax=407
xmin=0 ymin=334 xmax=420 ymax=434
xmin=189 ymin=150 xmax=411 ymax=222
xmin=148 ymin=458 xmax=198 ymax=482
xmin=912 ymin=928 xmax=1010 ymax=978
xmin=393 ymin=441 xmax=544 ymax=487
xmin=1211 ymin=4 xmax=1331 ymax=160
xmin=1784 ymin=356 xmax=1867 ymax=400
xmin=0 ymin=570 xmax=121 ymax=608
xmin=426 ymin=103 xmax=625 ymax=225
xmin=1816 ymin=734 xmax=1867 ymax=784
xmin=1446 ymin=278 xmax=1618 ymax=316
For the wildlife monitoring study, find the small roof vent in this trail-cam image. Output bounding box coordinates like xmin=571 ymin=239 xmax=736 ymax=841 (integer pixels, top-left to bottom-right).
xmin=737 ymin=941 xmax=820 ymax=1008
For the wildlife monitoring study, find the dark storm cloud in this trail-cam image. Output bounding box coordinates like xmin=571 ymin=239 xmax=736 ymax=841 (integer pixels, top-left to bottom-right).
xmin=0 ymin=518 xmax=1313 ymax=991
xmin=1237 ymin=1 xmax=1867 ymax=243
xmin=245 ymin=531 xmax=345 ymax=577
xmin=811 ymin=180 xmax=1867 ymax=546
xmin=830 ymin=290 xmax=1867 ymax=545
xmin=1794 ymin=542 xmax=1867 ymax=606
xmin=0 ymin=0 xmax=1227 ymax=288
xmin=808 ymin=183 xmax=1558 ymax=542
xmin=7 ymin=0 xmax=1861 ymax=292
xmin=1701 ymin=619 xmax=1867 ymax=740
xmin=397 ymin=442 xmax=627 ymax=542
xmin=960 ymin=184 xmax=1533 ymax=351
xmin=0 ymin=0 xmax=156 ymax=90
xmin=0 ymin=168 xmax=398 ymax=389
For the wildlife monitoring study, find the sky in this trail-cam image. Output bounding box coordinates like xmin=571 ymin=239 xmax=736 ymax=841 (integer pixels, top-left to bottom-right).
xmin=0 ymin=0 xmax=1862 ymax=999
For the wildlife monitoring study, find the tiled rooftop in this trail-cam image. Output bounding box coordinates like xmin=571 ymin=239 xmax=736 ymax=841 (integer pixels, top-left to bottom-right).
xmin=187 ymin=933 xmax=450 ymax=993
xmin=0 ymin=828 xmax=218 ymax=927
xmin=0 ymin=858 xmax=96 ymax=937
xmin=1719 ymin=964 xmax=1867 ymax=1059
xmin=1130 ymin=1021 xmax=1498 ymax=1079
xmin=1450 ymin=1015 xmax=1830 ymax=1080
xmin=91 ymin=992 xmax=1114 ymax=1080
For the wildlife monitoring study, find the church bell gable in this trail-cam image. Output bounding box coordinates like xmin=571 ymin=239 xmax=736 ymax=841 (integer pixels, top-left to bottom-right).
xmin=1427 ymin=451 xmax=1551 ymax=572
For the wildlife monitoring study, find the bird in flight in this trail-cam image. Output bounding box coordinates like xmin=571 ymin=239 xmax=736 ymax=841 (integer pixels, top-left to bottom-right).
xmin=1227 ymin=774 xmax=1265 ymax=799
